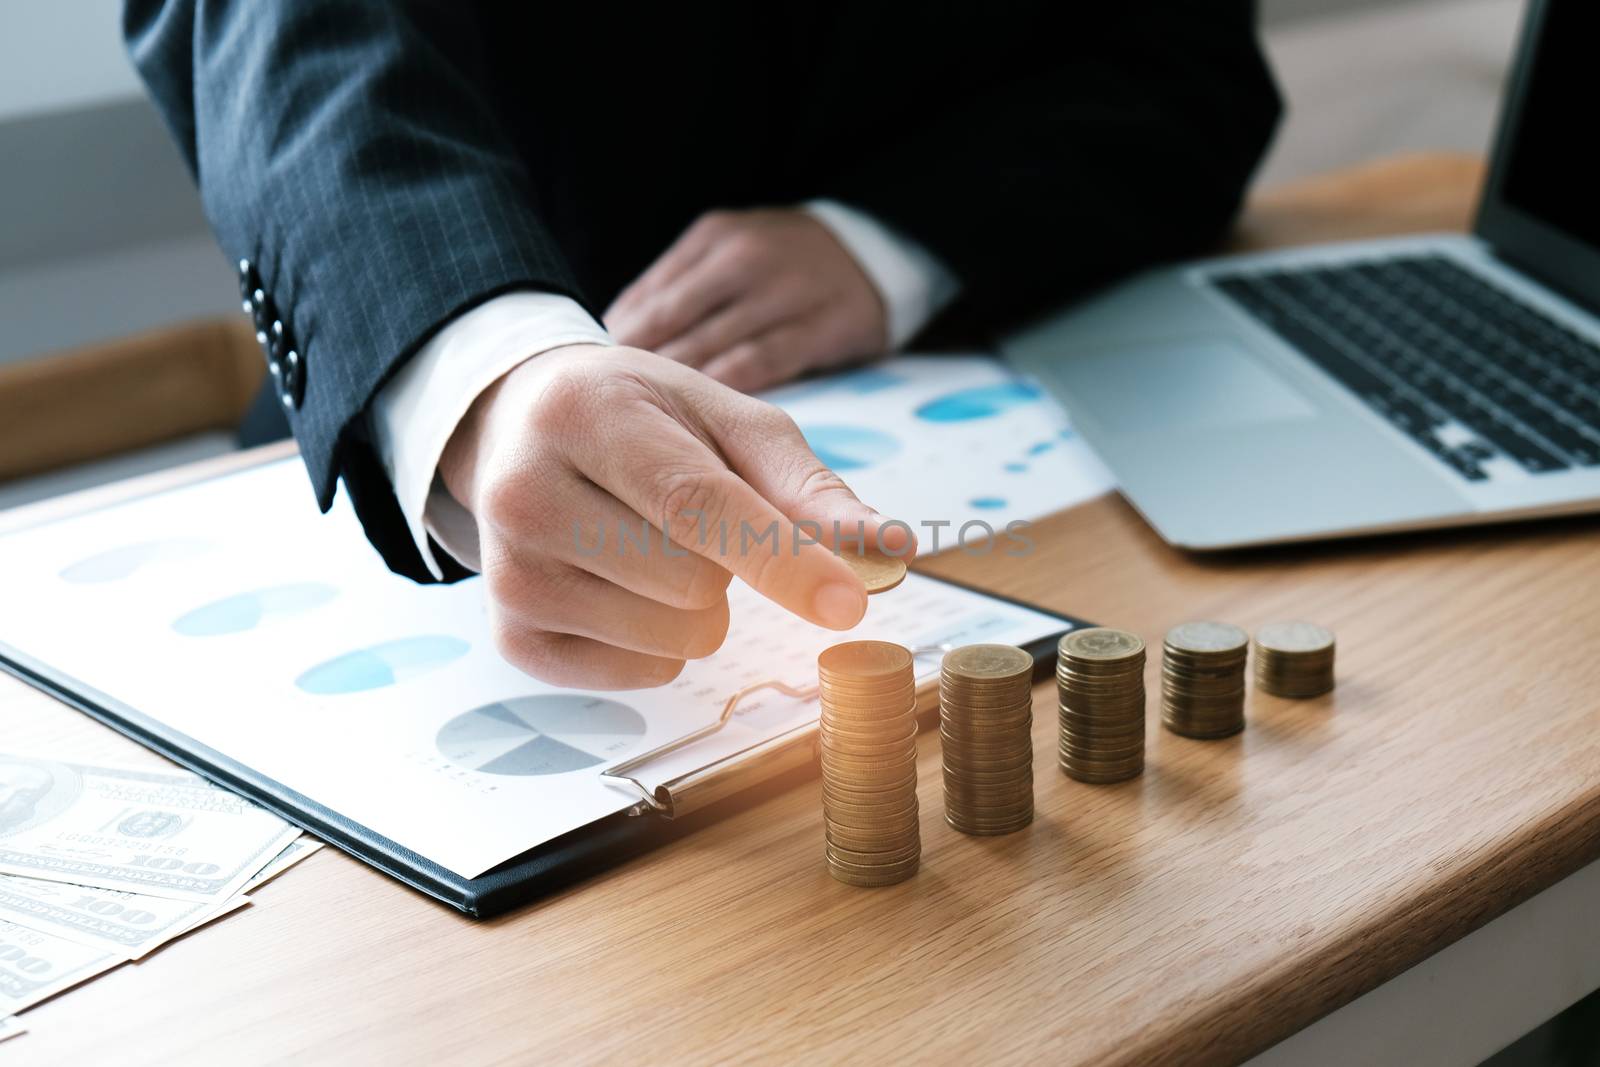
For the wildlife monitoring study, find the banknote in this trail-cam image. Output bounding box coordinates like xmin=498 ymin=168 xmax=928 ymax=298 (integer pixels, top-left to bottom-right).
xmin=0 ymin=873 xmax=241 ymax=961
xmin=0 ymin=918 xmax=122 ymax=1015
xmin=0 ymin=834 xmax=320 ymax=959
xmin=242 ymin=838 xmax=323 ymax=894
xmin=0 ymin=752 xmax=299 ymax=902
xmin=0 ymin=1014 xmax=24 ymax=1043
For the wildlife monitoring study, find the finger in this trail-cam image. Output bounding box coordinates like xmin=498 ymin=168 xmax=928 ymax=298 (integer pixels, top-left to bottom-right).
xmin=493 ymin=555 xmax=731 ymax=661
xmin=655 ymin=286 xmax=805 ymax=369
xmin=708 ymin=388 xmax=919 ymax=560
xmin=557 ymin=479 xmax=733 ymax=609
xmin=605 ymin=212 xmax=734 ymax=324
xmin=490 ymin=621 xmax=688 ymax=691
xmin=609 ymin=247 xmax=750 ymax=353
xmin=574 ymin=405 xmax=870 ymax=631
xmin=698 ymin=317 xmax=840 ymax=395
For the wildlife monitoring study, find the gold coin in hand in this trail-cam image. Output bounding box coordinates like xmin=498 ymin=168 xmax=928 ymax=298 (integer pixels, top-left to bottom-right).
xmin=837 ymin=550 xmax=907 ymax=595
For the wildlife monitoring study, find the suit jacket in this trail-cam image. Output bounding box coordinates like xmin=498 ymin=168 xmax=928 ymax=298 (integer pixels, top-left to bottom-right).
xmin=124 ymin=1 xmax=1281 ymax=583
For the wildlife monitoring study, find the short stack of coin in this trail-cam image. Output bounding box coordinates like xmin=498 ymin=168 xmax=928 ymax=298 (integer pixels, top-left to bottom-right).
xmin=940 ymin=644 xmax=1035 ymax=835
xmin=818 ymin=640 xmax=921 ymax=886
xmin=1253 ymin=621 xmax=1336 ymax=697
xmin=1056 ymin=628 xmax=1146 ymax=783
xmin=1161 ymin=621 xmax=1250 ymax=739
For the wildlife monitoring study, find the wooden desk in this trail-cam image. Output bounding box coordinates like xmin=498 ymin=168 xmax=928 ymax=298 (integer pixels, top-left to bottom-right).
xmin=8 ymin=153 xmax=1599 ymax=1066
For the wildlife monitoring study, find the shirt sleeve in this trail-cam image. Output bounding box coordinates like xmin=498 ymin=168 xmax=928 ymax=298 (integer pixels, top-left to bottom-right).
xmin=803 ymin=199 xmax=962 ymax=349
xmin=368 ymin=292 xmax=613 ymax=579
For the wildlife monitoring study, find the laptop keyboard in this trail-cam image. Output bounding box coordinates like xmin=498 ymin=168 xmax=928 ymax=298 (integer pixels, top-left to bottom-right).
xmin=1211 ymin=255 xmax=1600 ymax=481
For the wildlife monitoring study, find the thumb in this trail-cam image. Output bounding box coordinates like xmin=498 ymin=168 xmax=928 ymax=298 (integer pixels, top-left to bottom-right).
xmin=710 ymin=395 xmax=918 ymax=563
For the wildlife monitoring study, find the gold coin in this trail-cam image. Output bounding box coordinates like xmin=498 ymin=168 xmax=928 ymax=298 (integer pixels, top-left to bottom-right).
xmin=818 ymin=640 xmax=913 ymax=680
xmin=1253 ymin=620 xmax=1334 ymax=655
xmin=837 ymin=550 xmax=908 ymax=594
xmin=1165 ymin=621 xmax=1249 ymax=655
xmin=1059 ymin=627 xmax=1145 ymax=663
xmin=942 ymin=643 xmax=1034 ymax=681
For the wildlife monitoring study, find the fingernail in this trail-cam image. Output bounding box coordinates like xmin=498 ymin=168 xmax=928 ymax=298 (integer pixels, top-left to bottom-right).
xmin=813 ymin=581 xmax=866 ymax=630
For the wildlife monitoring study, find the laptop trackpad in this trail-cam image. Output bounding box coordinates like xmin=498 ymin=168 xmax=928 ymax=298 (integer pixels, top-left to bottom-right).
xmin=1068 ymin=337 xmax=1318 ymax=432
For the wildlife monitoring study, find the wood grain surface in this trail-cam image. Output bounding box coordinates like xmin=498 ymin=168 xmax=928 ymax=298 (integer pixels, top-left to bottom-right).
xmin=0 ymin=318 xmax=262 ymax=483
xmin=9 ymin=153 xmax=1600 ymax=1067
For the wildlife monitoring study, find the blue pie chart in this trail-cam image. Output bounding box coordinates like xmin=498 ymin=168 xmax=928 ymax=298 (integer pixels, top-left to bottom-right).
xmin=800 ymin=424 xmax=901 ymax=471
xmin=437 ymin=695 xmax=647 ymax=775
xmin=296 ymin=635 xmax=470 ymax=695
xmin=173 ymin=583 xmax=337 ymax=636
xmin=60 ymin=539 xmax=212 ymax=584
xmin=914 ymin=381 xmax=1041 ymax=422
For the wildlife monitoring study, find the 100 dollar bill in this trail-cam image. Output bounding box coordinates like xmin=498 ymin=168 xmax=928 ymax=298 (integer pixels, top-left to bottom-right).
xmin=0 ymin=917 xmax=122 ymax=1015
xmin=0 ymin=753 xmax=298 ymax=902
xmin=0 ymin=838 xmax=318 ymax=960
xmin=0 ymin=873 xmax=241 ymax=960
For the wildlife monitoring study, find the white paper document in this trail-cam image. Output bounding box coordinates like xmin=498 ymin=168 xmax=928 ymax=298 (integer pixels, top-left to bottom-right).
xmin=763 ymin=354 xmax=1115 ymax=536
xmin=0 ymin=455 xmax=1070 ymax=880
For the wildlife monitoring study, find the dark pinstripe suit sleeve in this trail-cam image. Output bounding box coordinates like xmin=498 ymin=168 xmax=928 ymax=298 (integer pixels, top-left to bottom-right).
xmin=123 ymin=0 xmax=587 ymax=581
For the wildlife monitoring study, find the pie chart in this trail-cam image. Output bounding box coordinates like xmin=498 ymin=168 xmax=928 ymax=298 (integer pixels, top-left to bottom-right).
xmin=173 ymin=582 xmax=337 ymax=636
xmin=914 ymin=381 xmax=1041 ymax=422
xmin=436 ymin=696 xmax=647 ymax=776
xmin=59 ymin=538 xmax=213 ymax=584
xmin=799 ymin=424 xmax=901 ymax=471
xmin=296 ymin=635 xmax=470 ymax=695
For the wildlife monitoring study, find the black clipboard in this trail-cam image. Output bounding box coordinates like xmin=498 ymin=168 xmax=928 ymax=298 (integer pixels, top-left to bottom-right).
xmin=0 ymin=457 xmax=1088 ymax=918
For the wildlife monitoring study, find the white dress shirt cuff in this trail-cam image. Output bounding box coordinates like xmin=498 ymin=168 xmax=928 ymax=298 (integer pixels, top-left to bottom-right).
xmin=803 ymin=199 xmax=961 ymax=349
xmin=369 ymin=291 xmax=612 ymax=579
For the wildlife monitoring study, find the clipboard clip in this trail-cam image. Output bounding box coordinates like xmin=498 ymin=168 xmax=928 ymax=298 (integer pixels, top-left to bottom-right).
xmin=601 ymin=643 xmax=954 ymax=816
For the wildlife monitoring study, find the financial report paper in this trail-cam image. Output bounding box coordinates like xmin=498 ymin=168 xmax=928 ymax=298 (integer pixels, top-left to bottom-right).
xmin=0 ymin=450 xmax=1071 ymax=879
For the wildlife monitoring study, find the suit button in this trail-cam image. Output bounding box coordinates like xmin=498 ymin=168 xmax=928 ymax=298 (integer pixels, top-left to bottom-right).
xmin=268 ymin=320 xmax=289 ymax=364
xmin=252 ymin=293 xmax=274 ymax=343
xmin=280 ymin=349 xmax=305 ymax=409
xmin=238 ymin=260 xmax=262 ymax=314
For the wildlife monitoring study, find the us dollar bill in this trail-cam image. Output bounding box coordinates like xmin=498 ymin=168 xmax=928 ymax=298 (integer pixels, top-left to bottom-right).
xmin=0 ymin=873 xmax=241 ymax=961
xmin=0 ymin=918 xmax=122 ymax=1015
xmin=0 ymin=835 xmax=317 ymax=960
xmin=242 ymin=838 xmax=323 ymax=894
xmin=0 ymin=752 xmax=299 ymax=902
xmin=0 ymin=1014 xmax=25 ymax=1043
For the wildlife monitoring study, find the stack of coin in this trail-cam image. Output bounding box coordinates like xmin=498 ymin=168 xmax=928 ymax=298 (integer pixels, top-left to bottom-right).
xmin=1056 ymin=628 xmax=1146 ymax=783
xmin=1253 ymin=621 xmax=1336 ymax=697
xmin=1161 ymin=621 xmax=1249 ymax=739
xmin=818 ymin=640 xmax=921 ymax=886
xmin=940 ymin=644 xmax=1034 ymax=835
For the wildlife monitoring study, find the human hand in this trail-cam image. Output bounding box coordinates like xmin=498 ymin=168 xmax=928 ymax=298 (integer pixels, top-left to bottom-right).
xmin=438 ymin=344 xmax=915 ymax=689
xmin=604 ymin=209 xmax=888 ymax=394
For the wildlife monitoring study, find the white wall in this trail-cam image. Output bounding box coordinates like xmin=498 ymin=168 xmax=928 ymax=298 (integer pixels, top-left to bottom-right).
xmin=0 ymin=0 xmax=237 ymax=366
xmin=0 ymin=0 xmax=141 ymax=123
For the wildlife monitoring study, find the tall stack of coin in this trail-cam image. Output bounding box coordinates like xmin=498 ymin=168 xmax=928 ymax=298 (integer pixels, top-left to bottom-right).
xmin=818 ymin=641 xmax=921 ymax=887
xmin=940 ymin=644 xmax=1034 ymax=835
xmin=1056 ymin=628 xmax=1146 ymax=783
xmin=1253 ymin=621 xmax=1336 ymax=697
xmin=1161 ymin=621 xmax=1249 ymax=739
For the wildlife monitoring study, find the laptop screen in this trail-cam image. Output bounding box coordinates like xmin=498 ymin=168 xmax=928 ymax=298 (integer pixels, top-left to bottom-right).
xmin=1477 ymin=0 xmax=1600 ymax=313
xmin=1499 ymin=3 xmax=1600 ymax=252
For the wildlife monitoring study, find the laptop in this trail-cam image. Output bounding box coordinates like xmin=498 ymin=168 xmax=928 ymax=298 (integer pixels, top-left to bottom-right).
xmin=1001 ymin=0 xmax=1600 ymax=549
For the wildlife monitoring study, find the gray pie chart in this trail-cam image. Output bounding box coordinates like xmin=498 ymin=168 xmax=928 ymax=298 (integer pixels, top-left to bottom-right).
xmin=436 ymin=696 xmax=646 ymax=776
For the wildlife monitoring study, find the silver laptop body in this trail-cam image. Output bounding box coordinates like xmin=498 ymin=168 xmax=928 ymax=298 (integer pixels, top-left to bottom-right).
xmin=1002 ymin=0 xmax=1600 ymax=549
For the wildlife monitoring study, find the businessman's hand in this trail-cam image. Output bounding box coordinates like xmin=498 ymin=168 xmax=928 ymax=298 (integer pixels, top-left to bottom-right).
xmin=604 ymin=209 xmax=887 ymax=394
xmin=438 ymin=345 xmax=914 ymax=689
